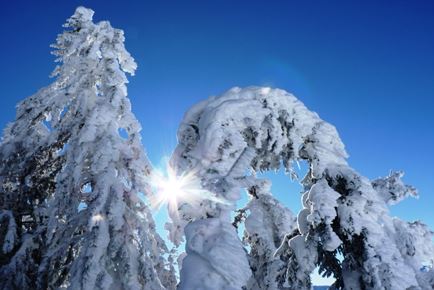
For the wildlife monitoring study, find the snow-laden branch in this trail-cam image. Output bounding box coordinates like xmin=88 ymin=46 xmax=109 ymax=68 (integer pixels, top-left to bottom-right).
xmin=170 ymin=86 xmax=433 ymax=290
xmin=372 ymin=170 xmax=418 ymax=205
xmin=0 ymin=7 xmax=175 ymax=290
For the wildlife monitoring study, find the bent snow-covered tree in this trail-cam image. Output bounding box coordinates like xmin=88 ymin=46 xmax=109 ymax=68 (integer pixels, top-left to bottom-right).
xmin=0 ymin=7 xmax=175 ymax=290
xmin=169 ymin=86 xmax=434 ymax=290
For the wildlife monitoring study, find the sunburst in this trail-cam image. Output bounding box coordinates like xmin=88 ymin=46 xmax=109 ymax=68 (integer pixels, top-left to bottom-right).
xmin=147 ymin=162 xmax=227 ymax=214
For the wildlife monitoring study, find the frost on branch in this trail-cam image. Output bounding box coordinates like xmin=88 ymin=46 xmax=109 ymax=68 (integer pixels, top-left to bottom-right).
xmin=372 ymin=170 xmax=418 ymax=205
xmin=242 ymin=179 xmax=298 ymax=290
xmin=0 ymin=39 xmax=69 ymax=290
xmin=170 ymin=86 xmax=433 ymax=290
xmin=0 ymin=7 xmax=175 ymax=290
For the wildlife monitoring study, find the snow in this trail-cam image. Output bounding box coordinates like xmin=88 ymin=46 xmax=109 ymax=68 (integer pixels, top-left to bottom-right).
xmin=0 ymin=6 xmax=433 ymax=290
xmin=0 ymin=7 xmax=175 ymax=290
xmin=372 ymin=170 xmax=418 ymax=205
xmin=179 ymin=218 xmax=252 ymax=290
xmin=170 ymin=86 xmax=434 ymax=289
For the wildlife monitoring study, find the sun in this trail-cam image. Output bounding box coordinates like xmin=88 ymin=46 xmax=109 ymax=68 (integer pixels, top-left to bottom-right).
xmin=159 ymin=173 xmax=184 ymax=203
xmin=147 ymin=162 xmax=227 ymax=214
xmin=149 ymin=165 xmax=187 ymax=210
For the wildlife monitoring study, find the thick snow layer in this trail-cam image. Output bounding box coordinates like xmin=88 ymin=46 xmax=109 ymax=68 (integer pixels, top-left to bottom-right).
xmin=243 ymin=179 xmax=298 ymax=290
xmin=1 ymin=6 xmax=432 ymax=289
xmin=170 ymin=86 xmax=348 ymax=289
xmin=0 ymin=7 xmax=174 ymax=290
xmin=170 ymin=86 xmax=434 ymax=290
xmin=179 ymin=218 xmax=251 ymax=290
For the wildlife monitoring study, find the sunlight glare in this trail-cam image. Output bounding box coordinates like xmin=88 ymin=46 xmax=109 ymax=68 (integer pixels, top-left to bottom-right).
xmin=148 ymin=163 xmax=226 ymax=214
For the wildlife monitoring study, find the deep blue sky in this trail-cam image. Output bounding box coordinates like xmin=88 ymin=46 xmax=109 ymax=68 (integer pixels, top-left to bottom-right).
xmin=1 ymin=0 xmax=433 ymax=280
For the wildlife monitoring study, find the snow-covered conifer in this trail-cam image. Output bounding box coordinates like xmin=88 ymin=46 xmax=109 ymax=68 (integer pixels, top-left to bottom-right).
xmin=0 ymin=33 xmax=71 ymax=290
xmin=1 ymin=7 xmax=175 ymax=290
xmin=242 ymin=178 xmax=297 ymax=290
xmin=170 ymin=86 xmax=434 ymax=290
xmin=372 ymin=171 xmax=418 ymax=205
xmin=373 ymin=172 xmax=434 ymax=289
xmin=39 ymin=7 xmax=175 ymax=290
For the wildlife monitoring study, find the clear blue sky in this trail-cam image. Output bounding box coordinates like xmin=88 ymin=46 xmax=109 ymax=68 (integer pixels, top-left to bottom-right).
xmin=1 ymin=0 xmax=433 ymax=284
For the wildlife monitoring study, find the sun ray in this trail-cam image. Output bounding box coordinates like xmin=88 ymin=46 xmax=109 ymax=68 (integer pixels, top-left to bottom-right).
xmin=147 ymin=162 xmax=227 ymax=214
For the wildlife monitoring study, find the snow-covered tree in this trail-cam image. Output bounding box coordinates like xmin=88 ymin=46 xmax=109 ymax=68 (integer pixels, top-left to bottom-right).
xmin=241 ymin=178 xmax=297 ymax=290
xmin=169 ymin=86 xmax=434 ymax=290
xmin=372 ymin=172 xmax=434 ymax=289
xmin=1 ymin=6 xmax=432 ymax=289
xmin=0 ymin=33 xmax=72 ymax=290
xmin=1 ymin=7 xmax=175 ymax=290
xmin=0 ymin=87 xmax=68 ymax=289
xmin=372 ymin=170 xmax=418 ymax=205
